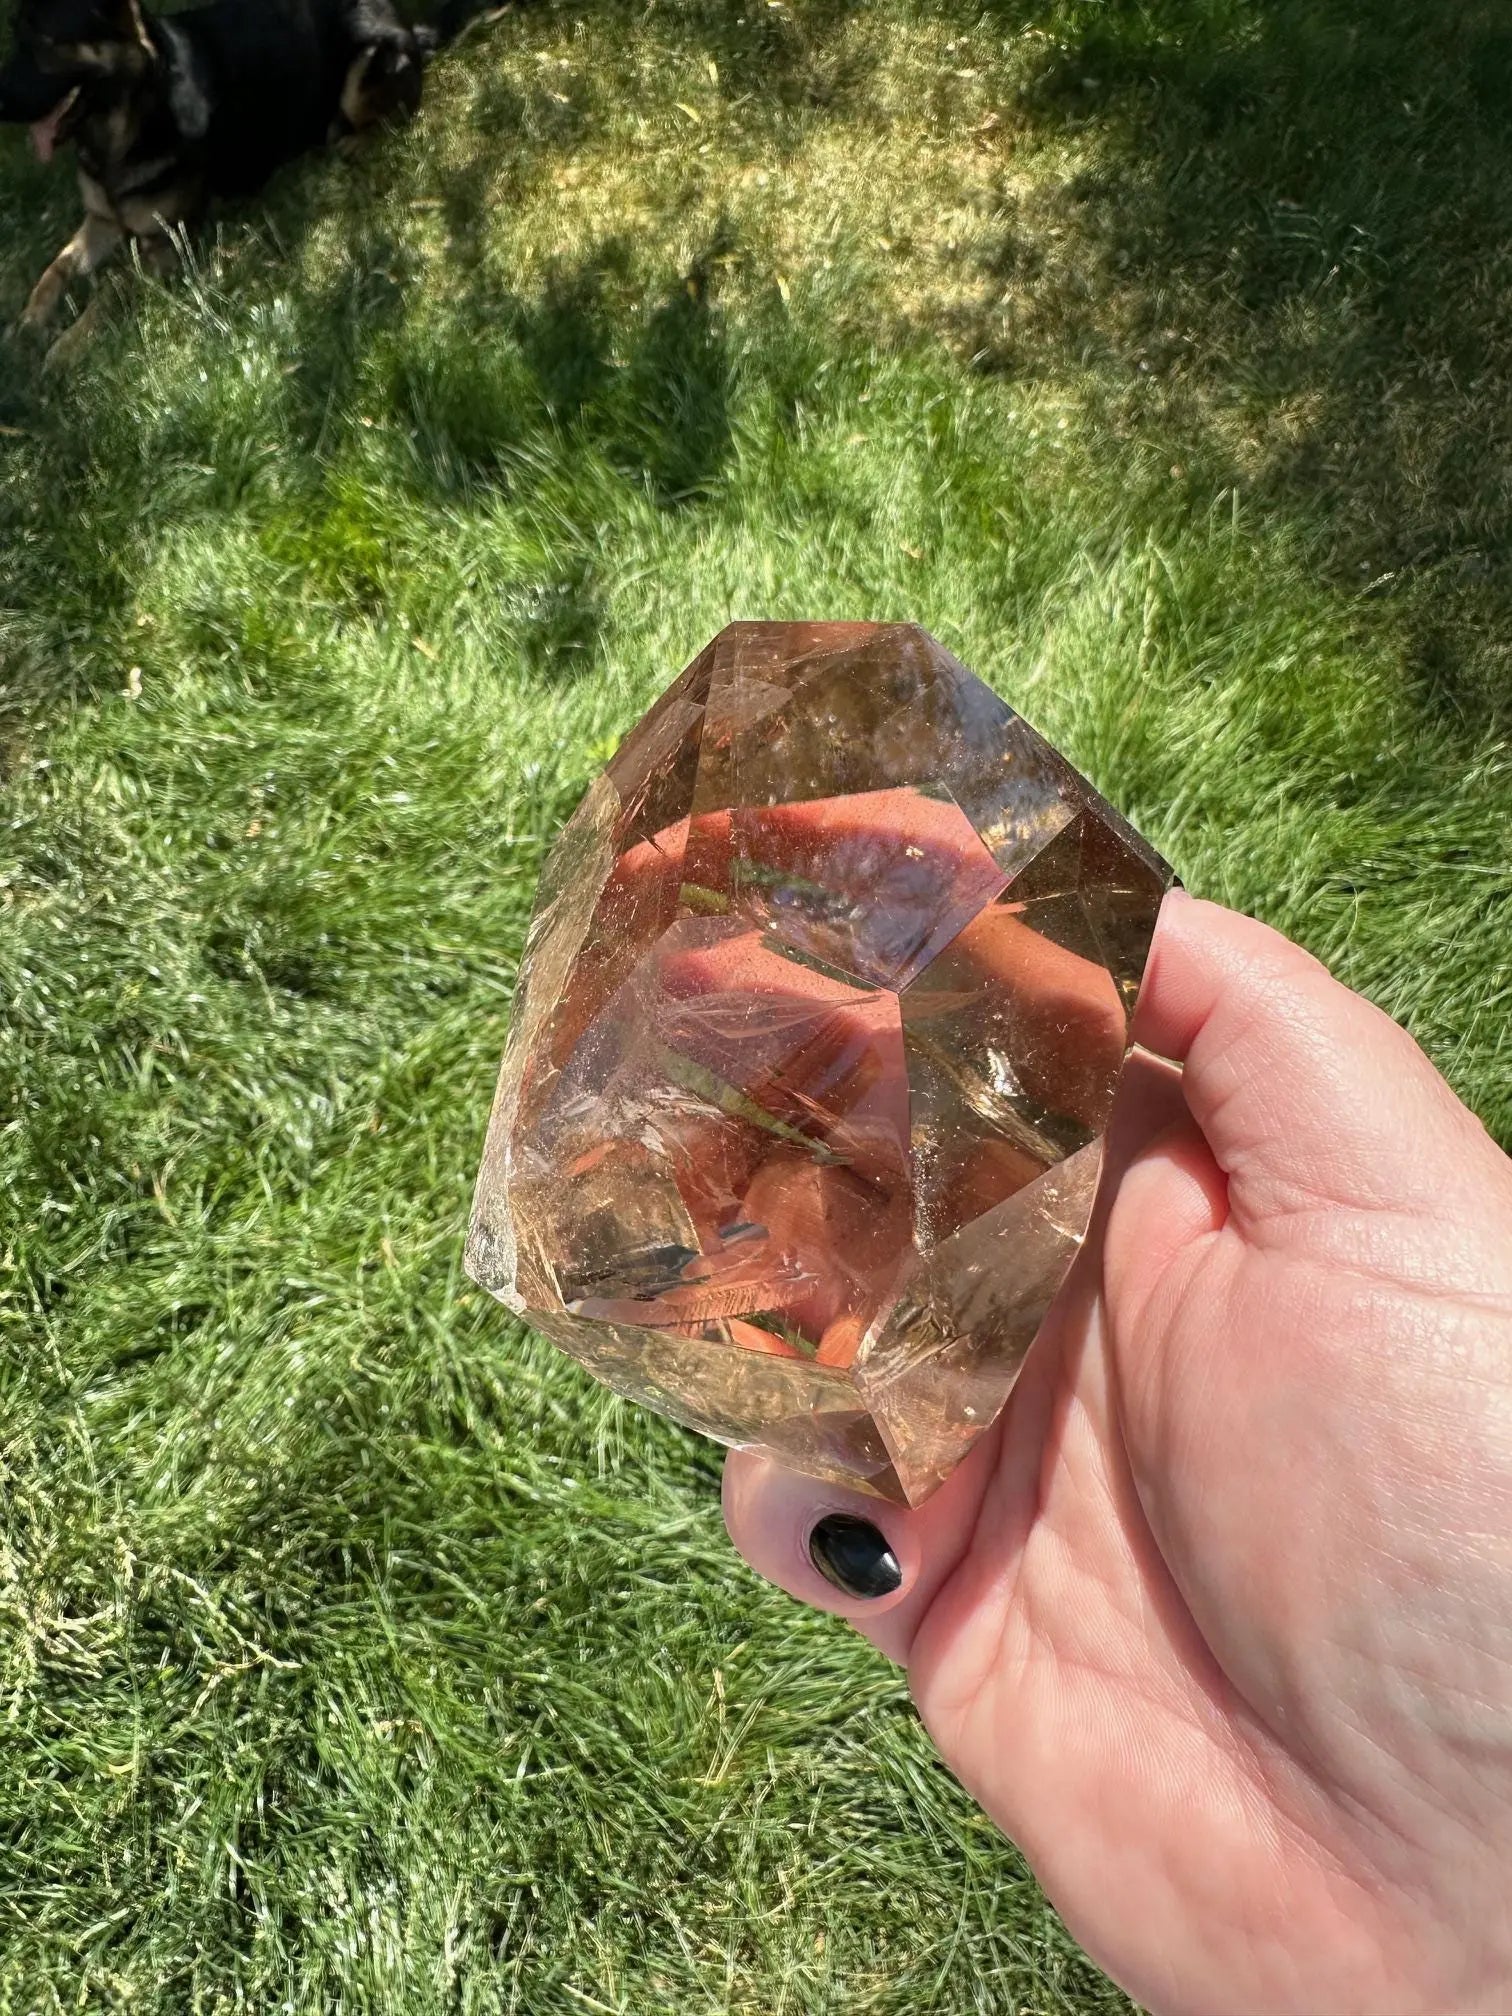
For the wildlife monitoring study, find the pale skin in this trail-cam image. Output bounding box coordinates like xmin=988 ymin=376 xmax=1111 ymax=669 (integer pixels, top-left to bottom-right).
xmin=724 ymin=892 xmax=1512 ymax=2016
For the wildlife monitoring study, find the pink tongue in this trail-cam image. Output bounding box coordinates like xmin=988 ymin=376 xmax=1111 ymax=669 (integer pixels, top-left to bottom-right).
xmin=30 ymin=94 xmax=75 ymax=164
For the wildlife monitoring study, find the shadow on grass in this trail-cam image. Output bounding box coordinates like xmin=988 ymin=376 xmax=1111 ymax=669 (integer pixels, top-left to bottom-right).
xmin=405 ymin=201 xmax=737 ymax=509
xmin=315 ymin=219 xmax=736 ymax=673
xmin=4 ymin=0 xmax=1511 ymax=730
xmin=0 ymin=184 xmax=738 ymax=724
xmin=956 ymin=0 xmax=1512 ymax=730
xmin=389 ymin=225 xmax=735 ymax=668
xmin=605 ymin=232 xmax=735 ymax=507
xmin=0 ymin=0 xmax=875 ymax=730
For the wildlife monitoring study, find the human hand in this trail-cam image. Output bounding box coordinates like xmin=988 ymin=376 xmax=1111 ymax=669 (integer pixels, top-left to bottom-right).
xmin=723 ymin=893 xmax=1512 ymax=2016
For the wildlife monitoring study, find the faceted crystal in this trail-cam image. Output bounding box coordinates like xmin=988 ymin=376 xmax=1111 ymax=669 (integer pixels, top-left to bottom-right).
xmin=467 ymin=624 xmax=1175 ymax=1505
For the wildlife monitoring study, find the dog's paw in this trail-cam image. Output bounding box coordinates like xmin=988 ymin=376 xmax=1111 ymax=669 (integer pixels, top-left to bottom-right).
xmin=16 ymin=278 xmax=68 ymax=339
xmin=41 ymin=298 xmax=106 ymax=372
xmin=15 ymin=302 xmax=58 ymax=340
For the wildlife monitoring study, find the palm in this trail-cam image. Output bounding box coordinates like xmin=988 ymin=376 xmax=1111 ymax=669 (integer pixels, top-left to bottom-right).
xmin=913 ymin=1199 xmax=1364 ymax=2010
xmin=911 ymin=1005 xmax=1512 ymax=2016
xmin=726 ymin=895 xmax=1512 ymax=2015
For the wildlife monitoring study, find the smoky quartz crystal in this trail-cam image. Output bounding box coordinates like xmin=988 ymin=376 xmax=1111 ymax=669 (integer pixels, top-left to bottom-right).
xmin=466 ymin=623 xmax=1175 ymax=1504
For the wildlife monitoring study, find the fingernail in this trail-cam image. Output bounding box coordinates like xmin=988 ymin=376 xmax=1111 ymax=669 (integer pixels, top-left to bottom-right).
xmin=808 ymin=1513 xmax=902 ymax=1599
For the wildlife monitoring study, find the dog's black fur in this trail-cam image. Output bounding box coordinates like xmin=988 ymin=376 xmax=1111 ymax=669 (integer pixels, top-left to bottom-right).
xmin=0 ymin=0 xmax=493 ymax=341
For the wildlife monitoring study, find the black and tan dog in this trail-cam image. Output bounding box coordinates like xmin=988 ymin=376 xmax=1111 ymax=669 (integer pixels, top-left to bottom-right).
xmin=0 ymin=0 xmax=492 ymax=343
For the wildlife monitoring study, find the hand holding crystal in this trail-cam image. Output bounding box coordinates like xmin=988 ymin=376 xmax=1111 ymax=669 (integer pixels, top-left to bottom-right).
xmin=724 ymin=890 xmax=1512 ymax=2016
xmin=465 ymin=628 xmax=1512 ymax=2014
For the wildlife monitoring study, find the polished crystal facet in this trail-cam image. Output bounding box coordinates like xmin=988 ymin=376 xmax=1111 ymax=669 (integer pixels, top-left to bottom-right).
xmin=466 ymin=624 xmax=1175 ymax=1505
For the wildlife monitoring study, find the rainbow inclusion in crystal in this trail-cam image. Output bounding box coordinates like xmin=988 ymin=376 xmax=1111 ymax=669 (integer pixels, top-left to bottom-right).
xmin=466 ymin=623 xmax=1174 ymax=1504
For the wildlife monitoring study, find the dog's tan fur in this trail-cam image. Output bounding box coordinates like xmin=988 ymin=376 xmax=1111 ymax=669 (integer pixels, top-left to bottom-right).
xmin=4 ymin=0 xmax=464 ymax=357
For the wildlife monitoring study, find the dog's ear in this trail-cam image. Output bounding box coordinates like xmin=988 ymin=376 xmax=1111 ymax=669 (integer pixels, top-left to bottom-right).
xmin=159 ymin=23 xmax=210 ymax=138
xmin=61 ymin=1 xmax=154 ymax=71
xmin=106 ymin=0 xmax=154 ymax=53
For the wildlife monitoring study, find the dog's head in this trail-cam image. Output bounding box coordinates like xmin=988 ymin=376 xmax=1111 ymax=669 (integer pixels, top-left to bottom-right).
xmin=0 ymin=0 xmax=205 ymax=160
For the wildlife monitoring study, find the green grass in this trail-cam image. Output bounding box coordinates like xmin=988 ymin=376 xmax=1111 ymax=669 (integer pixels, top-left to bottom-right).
xmin=1 ymin=0 xmax=1509 ymax=2006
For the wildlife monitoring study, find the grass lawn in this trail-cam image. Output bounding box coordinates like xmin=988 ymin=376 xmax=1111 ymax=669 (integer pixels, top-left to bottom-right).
xmin=1 ymin=0 xmax=1509 ymax=2006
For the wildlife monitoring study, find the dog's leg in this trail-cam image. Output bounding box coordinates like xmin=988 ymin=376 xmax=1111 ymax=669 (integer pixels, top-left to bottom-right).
xmin=41 ymin=231 xmax=187 ymax=372
xmin=42 ymin=288 xmax=112 ymax=372
xmin=18 ymin=214 xmax=125 ymax=336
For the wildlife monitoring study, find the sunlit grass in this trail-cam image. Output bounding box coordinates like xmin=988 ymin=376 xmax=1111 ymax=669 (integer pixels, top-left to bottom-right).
xmin=0 ymin=0 xmax=1507 ymax=2006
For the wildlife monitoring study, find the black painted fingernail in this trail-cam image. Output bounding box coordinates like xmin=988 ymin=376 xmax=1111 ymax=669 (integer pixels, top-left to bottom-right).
xmin=808 ymin=1514 xmax=902 ymax=1599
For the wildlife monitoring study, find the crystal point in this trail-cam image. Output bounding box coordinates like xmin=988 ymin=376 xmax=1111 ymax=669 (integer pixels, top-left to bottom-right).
xmin=467 ymin=623 xmax=1175 ymax=1505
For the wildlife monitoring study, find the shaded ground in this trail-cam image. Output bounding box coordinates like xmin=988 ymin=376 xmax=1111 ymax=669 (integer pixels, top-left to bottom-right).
xmin=0 ymin=0 xmax=1506 ymax=2008
xmin=961 ymin=0 xmax=1512 ymax=731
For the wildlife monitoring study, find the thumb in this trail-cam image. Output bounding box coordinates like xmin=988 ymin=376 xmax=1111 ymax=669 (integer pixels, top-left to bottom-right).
xmin=1133 ymin=893 xmax=1505 ymax=1232
xmin=721 ymin=1427 xmax=1003 ymax=1666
